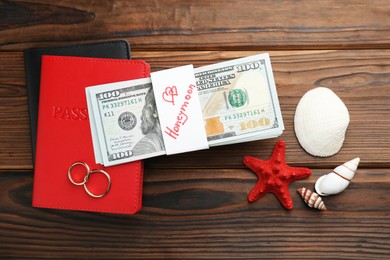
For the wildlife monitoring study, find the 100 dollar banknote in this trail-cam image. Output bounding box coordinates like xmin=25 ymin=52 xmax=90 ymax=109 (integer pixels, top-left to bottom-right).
xmin=194 ymin=53 xmax=284 ymax=146
xmin=87 ymin=53 xmax=284 ymax=166
xmin=86 ymin=78 xmax=166 ymax=166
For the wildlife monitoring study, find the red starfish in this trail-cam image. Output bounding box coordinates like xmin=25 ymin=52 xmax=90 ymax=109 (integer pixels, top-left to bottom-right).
xmin=243 ymin=140 xmax=312 ymax=210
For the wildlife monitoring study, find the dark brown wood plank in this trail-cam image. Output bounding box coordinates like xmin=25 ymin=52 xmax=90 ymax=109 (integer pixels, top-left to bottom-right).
xmin=0 ymin=0 xmax=390 ymax=51
xmin=0 ymin=168 xmax=389 ymax=259
xmin=1 ymin=50 xmax=389 ymax=170
xmin=0 ymin=51 xmax=31 ymax=170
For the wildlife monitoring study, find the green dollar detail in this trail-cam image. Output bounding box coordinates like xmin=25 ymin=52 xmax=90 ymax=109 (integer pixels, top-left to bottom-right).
xmin=228 ymin=89 xmax=247 ymax=108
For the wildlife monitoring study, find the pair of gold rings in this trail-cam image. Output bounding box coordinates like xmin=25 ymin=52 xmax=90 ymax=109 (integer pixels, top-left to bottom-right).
xmin=68 ymin=161 xmax=111 ymax=198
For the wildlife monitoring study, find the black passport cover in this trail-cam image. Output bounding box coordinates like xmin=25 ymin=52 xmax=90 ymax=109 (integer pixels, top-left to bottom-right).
xmin=24 ymin=40 xmax=131 ymax=163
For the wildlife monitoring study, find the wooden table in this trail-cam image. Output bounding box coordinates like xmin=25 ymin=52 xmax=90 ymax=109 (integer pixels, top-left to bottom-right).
xmin=1 ymin=1 xmax=390 ymax=259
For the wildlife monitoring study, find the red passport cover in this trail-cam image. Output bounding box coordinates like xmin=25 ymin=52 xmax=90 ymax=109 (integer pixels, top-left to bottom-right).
xmin=33 ymin=55 xmax=150 ymax=214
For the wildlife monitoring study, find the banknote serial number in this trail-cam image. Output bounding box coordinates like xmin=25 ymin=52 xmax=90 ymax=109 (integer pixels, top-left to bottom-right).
xmin=224 ymin=108 xmax=266 ymax=121
xmin=101 ymin=97 xmax=143 ymax=110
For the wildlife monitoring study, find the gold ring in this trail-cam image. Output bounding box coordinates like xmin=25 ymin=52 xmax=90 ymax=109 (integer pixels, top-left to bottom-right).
xmin=83 ymin=169 xmax=111 ymax=198
xmin=68 ymin=161 xmax=90 ymax=186
xmin=68 ymin=162 xmax=111 ymax=198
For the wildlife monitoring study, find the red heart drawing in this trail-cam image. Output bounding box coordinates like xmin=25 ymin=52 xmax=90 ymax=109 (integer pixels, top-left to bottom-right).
xmin=162 ymin=86 xmax=178 ymax=105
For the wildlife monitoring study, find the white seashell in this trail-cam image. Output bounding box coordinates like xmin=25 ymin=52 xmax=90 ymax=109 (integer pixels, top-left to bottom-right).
xmin=297 ymin=187 xmax=327 ymax=210
xmin=294 ymin=87 xmax=350 ymax=157
xmin=315 ymin=157 xmax=360 ymax=196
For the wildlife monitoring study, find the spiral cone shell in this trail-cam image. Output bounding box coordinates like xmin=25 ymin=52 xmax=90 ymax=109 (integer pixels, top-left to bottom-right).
xmin=297 ymin=187 xmax=327 ymax=210
xmin=315 ymin=157 xmax=360 ymax=196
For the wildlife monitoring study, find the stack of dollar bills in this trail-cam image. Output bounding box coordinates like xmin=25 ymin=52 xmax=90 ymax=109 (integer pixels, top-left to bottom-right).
xmin=86 ymin=53 xmax=284 ymax=166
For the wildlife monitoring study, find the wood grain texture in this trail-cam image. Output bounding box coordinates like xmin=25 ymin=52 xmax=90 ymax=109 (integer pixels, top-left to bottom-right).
xmin=1 ymin=50 xmax=389 ymax=170
xmin=0 ymin=0 xmax=389 ymax=50
xmin=0 ymin=0 xmax=95 ymax=30
xmin=1 ymin=0 xmax=390 ymax=258
xmin=0 ymin=169 xmax=389 ymax=259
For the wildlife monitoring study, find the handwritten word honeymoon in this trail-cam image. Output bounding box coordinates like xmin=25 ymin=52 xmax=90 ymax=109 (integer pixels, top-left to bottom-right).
xmin=164 ymin=84 xmax=196 ymax=140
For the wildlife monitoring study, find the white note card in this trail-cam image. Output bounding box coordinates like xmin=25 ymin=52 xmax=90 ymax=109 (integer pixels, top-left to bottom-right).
xmin=151 ymin=65 xmax=209 ymax=155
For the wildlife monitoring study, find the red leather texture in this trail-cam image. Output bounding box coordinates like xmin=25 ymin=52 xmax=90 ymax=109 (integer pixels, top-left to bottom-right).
xmin=33 ymin=55 xmax=150 ymax=214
